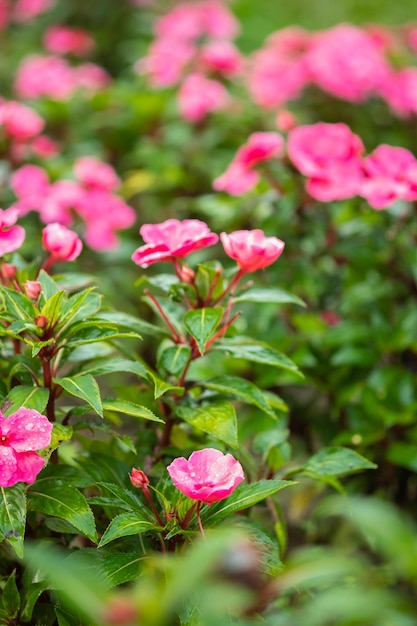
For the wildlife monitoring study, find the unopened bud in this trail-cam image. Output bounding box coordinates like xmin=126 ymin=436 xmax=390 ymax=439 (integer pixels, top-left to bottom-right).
xmin=24 ymin=280 xmax=42 ymax=300
xmin=1 ymin=263 xmax=17 ymax=281
xmin=35 ymin=315 xmax=48 ymax=329
xmin=129 ymin=468 xmax=149 ymax=490
xmin=103 ymin=596 xmax=139 ymax=625
xmin=177 ymin=264 xmax=195 ymax=284
xmin=276 ymin=110 xmax=297 ymax=132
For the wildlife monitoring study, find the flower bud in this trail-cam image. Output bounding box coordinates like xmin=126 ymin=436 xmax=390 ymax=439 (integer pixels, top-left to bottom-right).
xmin=129 ymin=468 xmax=149 ymax=490
xmin=0 ymin=263 xmax=17 ymax=281
xmin=35 ymin=315 xmax=48 ymax=329
xmin=177 ymin=264 xmax=195 ymax=283
xmin=24 ymin=280 xmax=42 ymax=300
xmin=42 ymin=223 xmax=83 ymax=262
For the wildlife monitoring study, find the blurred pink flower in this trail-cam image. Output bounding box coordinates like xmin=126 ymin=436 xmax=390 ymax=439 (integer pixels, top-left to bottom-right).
xmin=42 ymin=223 xmax=82 ymax=262
xmin=155 ymin=1 xmax=238 ymax=41
xmin=31 ymin=135 xmax=60 ymax=158
xmin=287 ymin=122 xmax=364 ymax=201
xmin=73 ymin=63 xmax=111 ymax=91
xmin=379 ymin=68 xmax=417 ymax=118
xmin=200 ymin=40 xmax=244 ymax=76
xmin=306 ymin=24 xmax=390 ymax=102
xmin=74 ymin=156 xmax=120 ymax=192
xmin=0 ymin=0 xmax=10 ymax=31
xmin=200 ymin=1 xmax=239 ymax=39
xmin=0 ymin=101 xmax=44 ymax=139
xmin=276 ymin=109 xmax=297 ymax=132
xmin=0 ymin=408 xmax=52 ymax=488
xmin=178 ymin=73 xmax=229 ymax=122
xmin=76 ymin=190 xmax=135 ymax=250
xmin=220 ymin=229 xmax=285 ymax=273
xmin=136 ymin=38 xmax=195 ymax=88
xmin=15 ymin=55 xmax=75 ymax=100
xmin=0 ymin=208 xmax=25 ymax=257
xmin=247 ymin=27 xmax=310 ymax=109
xmin=213 ymin=162 xmax=260 ymax=195
xmin=13 ymin=0 xmax=54 ymax=22
xmin=11 ymin=165 xmax=50 ymax=215
xmin=43 ymin=25 xmax=95 ymax=57
xmin=39 ymin=180 xmax=85 ymax=225
xmin=132 ymin=218 xmax=218 ymax=268
xmin=167 ymin=448 xmax=244 ymax=503
xmin=359 ymin=144 xmax=417 ymax=209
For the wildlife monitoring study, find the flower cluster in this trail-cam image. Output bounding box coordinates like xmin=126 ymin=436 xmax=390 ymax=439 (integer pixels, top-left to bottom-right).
xmin=10 ymin=157 xmax=135 ymax=250
xmin=136 ymin=0 xmax=243 ymax=122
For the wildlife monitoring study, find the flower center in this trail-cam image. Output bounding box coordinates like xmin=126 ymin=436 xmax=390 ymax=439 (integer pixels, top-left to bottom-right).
xmin=0 ymin=435 xmax=8 ymax=445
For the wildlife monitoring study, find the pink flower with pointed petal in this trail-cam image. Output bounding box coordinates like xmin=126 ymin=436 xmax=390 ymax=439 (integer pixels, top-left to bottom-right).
xmin=42 ymin=223 xmax=82 ymax=262
xmin=220 ymin=229 xmax=285 ymax=273
xmin=167 ymin=448 xmax=244 ymax=503
xmin=0 ymin=408 xmax=52 ymax=488
xmin=0 ymin=208 xmax=25 ymax=257
xmin=132 ymin=218 xmax=218 ymax=268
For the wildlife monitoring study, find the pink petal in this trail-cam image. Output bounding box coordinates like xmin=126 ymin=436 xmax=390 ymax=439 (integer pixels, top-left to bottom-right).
xmin=0 ymin=447 xmax=18 ymax=488
xmin=4 ymin=408 xmax=52 ymax=452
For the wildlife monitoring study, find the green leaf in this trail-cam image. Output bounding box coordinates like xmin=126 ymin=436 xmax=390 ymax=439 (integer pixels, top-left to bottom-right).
xmin=53 ymin=374 xmax=103 ymax=417
xmin=183 ymin=307 xmax=223 ymax=355
xmin=158 ymin=344 xmax=191 ymax=376
xmin=59 ymin=289 xmax=101 ymax=327
xmin=37 ymin=269 xmax=60 ymax=301
xmin=102 ymin=399 xmax=164 ymax=423
xmin=27 ymin=478 xmax=97 ymax=543
xmin=95 ymin=482 xmax=151 ymax=515
xmin=0 ymin=286 xmax=36 ymax=320
xmin=204 ymin=375 xmax=280 ymax=419
xmin=216 ymin=338 xmax=303 ymax=377
xmin=147 ymin=371 xmax=184 ymax=399
xmin=80 ymin=357 xmax=149 ymax=380
xmin=100 ymin=311 xmax=166 ymax=337
xmin=234 ymin=287 xmax=306 ymax=307
xmin=1 ymin=570 xmax=20 ymax=619
xmin=0 ymin=483 xmax=26 ymax=558
xmin=20 ymin=580 xmax=50 ymax=623
xmin=301 ymin=447 xmax=377 ymax=478
xmin=98 ymin=512 xmax=161 ymax=547
xmin=176 ymin=401 xmax=238 ymax=448
xmin=195 ymin=262 xmax=224 ymax=303
xmin=40 ymin=290 xmax=66 ymax=329
xmin=67 ymin=549 xmax=145 ymax=588
xmin=2 ymin=386 xmax=49 ymax=416
xmin=205 ymin=480 xmax=295 ymax=525
xmin=60 ymin=319 xmax=138 ymax=346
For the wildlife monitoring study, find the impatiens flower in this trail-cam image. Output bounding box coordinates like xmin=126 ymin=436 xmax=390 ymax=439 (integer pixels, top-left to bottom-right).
xmin=379 ymin=68 xmax=417 ymax=118
xmin=213 ymin=162 xmax=261 ymax=195
xmin=359 ymin=144 xmax=417 ymax=209
xmin=74 ymin=156 xmax=120 ymax=192
xmin=199 ymin=40 xmax=244 ymax=76
xmin=0 ymin=408 xmax=52 ymax=488
xmin=10 ymin=164 xmax=50 ymax=215
xmin=13 ymin=0 xmax=54 ymax=22
xmin=167 ymin=448 xmax=244 ymax=503
xmin=42 ymin=223 xmax=82 ymax=262
xmin=287 ymin=122 xmax=364 ymax=201
xmin=0 ymin=100 xmax=44 ymax=139
xmin=135 ymin=38 xmax=195 ymax=88
xmin=132 ymin=218 xmax=219 ymax=268
xmin=178 ymin=73 xmax=229 ymax=122
xmin=0 ymin=208 xmax=25 ymax=257
xmin=43 ymin=25 xmax=95 ymax=57
xmin=220 ymin=229 xmax=285 ymax=273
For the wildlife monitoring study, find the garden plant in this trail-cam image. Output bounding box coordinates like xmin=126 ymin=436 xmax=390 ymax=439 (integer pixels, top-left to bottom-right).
xmin=1 ymin=1 xmax=417 ymax=625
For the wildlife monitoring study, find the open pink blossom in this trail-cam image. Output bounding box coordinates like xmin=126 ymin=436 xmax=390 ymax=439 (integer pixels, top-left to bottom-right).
xmin=0 ymin=408 xmax=52 ymax=488
xmin=74 ymin=157 xmax=120 ymax=192
xmin=287 ymin=122 xmax=364 ymax=201
xmin=155 ymin=1 xmax=238 ymax=41
xmin=0 ymin=208 xmax=25 ymax=257
xmin=213 ymin=162 xmax=260 ymax=195
xmin=220 ymin=229 xmax=285 ymax=273
xmin=0 ymin=101 xmax=44 ymax=140
xmin=178 ymin=73 xmax=229 ymax=122
xmin=199 ymin=40 xmax=244 ymax=77
xmin=11 ymin=165 xmax=50 ymax=215
xmin=136 ymin=38 xmax=195 ymax=88
xmin=43 ymin=25 xmax=95 ymax=57
xmin=306 ymin=24 xmax=390 ymax=102
xmin=359 ymin=144 xmax=417 ymax=209
xmin=15 ymin=55 xmax=75 ymax=100
xmin=167 ymin=448 xmax=244 ymax=504
xmin=379 ymin=68 xmax=417 ymax=118
xmin=42 ymin=223 xmax=82 ymax=262
xmin=132 ymin=218 xmax=218 ymax=268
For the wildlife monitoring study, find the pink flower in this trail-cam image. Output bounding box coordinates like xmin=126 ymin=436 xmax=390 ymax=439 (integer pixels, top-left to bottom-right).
xmin=132 ymin=218 xmax=219 ymax=268
xmin=199 ymin=40 xmax=244 ymax=77
xmin=15 ymin=55 xmax=75 ymax=100
xmin=213 ymin=132 xmax=284 ymax=195
xmin=0 ymin=101 xmax=44 ymax=139
xmin=31 ymin=134 xmax=60 ymax=158
xmin=220 ymin=229 xmax=285 ymax=273
xmin=0 ymin=208 xmax=25 ymax=257
xmin=178 ymin=73 xmax=229 ymax=122
xmin=11 ymin=165 xmax=50 ymax=215
xmin=74 ymin=156 xmax=120 ymax=192
xmin=276 ymin=110 xmax=297 ymax=132
xmin=0 ymin=408 xmax=52 ymax=488
xmin=13 ymin=0 xmax=54 ymax=22
xmin=42 ymin=223 xmax=82 ymax=262
xmin=43 ymin=25 xmax=95 ymax=57
xmin=39 ymin=180 xmax=85 ymax=225
xmin=155 ymin=3 xmax=202 ymax=40
xmin=306 ymin=24 xmax=390 ymax=102
xmin=73 ymin=63 xmax=111 ymax=91
xmin=136 ymin=38 xmax=195 ymax=88
xmin=287 ymin=122 xmax=364 ymax=201
xmin=247 ymin=27 xmax=310 ymax=109
xmin=0 ymin=0 xmax=10 ymax=31
xmin=359 ymin=144 xmax=417 ymax=209
xmin=379 ymin=68 xmax=417 ymax=118
xmin=167 ymin=448 xmax=244 ymax=504
xmin=200 ymin=1 xmax=239 ymax=39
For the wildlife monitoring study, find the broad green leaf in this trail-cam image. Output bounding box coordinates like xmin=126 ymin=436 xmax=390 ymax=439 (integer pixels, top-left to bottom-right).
xmin=60 ymin=320 xmax=138 ymax=346
xmin=204 ymin=375 xmax=279 ymax=419
xmin=0 ymin=286 xmax=36 ymax=320
xmin=183 ymin=307 xmax=223 ymax=355
xmin=3 ymin=386 xmax=49 ymax=416
xmin=204 ymin=480 xmax=295 ymax=524
xmin=27 ymin=478 xmax=97 ymax=542
xmin=158 ymin=344 xmax=191 ymax=376
xmin=40 ymin=290 xmax=66 ymax=329
xmin=0 ymin=483 xmax=26 ymax=558
xmin=176 ymin=401 xmax=238 ymax=448
xmin=302 ymin=447 xmax=377 ymax=478
xmin=216 ymin=338 xmax=303 ymax=377
xmin=99 ymin=512 xmax=161 ymax=546
xmin=1 ymin=570 xmax=20 ymax=618
xmin=59 ymin=289 xmax=101 ymax=327
xmin=195 ymin=262 xmax=224 ymax=303
xmin=67 ymin=549 xmax=145 ymax=588
xmin=100 ymin=311 xmax=166 ymax=337
xmin=80 ymin=357 xmax=149 ymax=380
xmin=37 ymin=269 xmax=60 ymax=301
xmin=95 ymin=482 xmax=151 ymax=515
xmin=53 ymin=374 xmax=103 ymax=417
xmin=234 ymin=287 xmax=306 ymax=307
xmin=20 ymin=580 xmax=50 ymax=623
xmin=102 ymin=399 xmax=164 ymax=423
xmin=31 ymin=338 xmax=55 ymax=357
xmin=147 ymin=371 xmax=184 ymax=399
